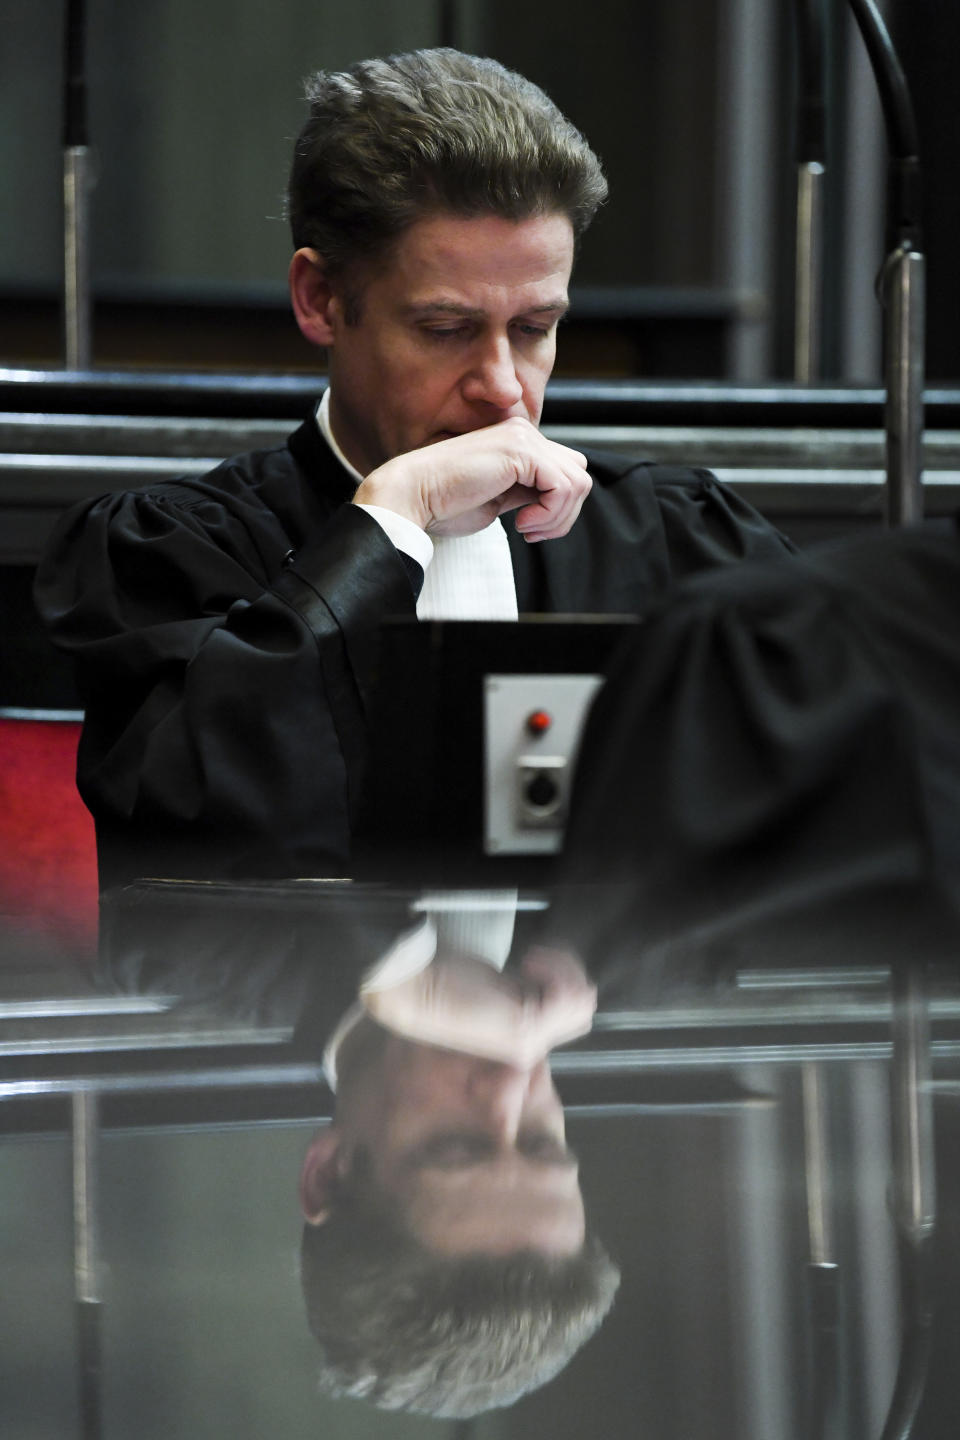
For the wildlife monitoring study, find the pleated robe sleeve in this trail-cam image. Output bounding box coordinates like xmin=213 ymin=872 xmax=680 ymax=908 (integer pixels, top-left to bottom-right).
xmin=34 ymin=445 xmax=419 ymax=888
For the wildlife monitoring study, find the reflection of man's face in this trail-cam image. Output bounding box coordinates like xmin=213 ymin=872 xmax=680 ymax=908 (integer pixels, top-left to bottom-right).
xmin=335 ymin=1033 xmax=585 ymax=1257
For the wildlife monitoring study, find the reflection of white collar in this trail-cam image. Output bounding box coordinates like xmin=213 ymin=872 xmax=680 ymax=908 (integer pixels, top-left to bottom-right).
xmin=316 ymin=388 xmax=363 ymax=485
xmin=322 ymin=891 xmax=518 ymax=1091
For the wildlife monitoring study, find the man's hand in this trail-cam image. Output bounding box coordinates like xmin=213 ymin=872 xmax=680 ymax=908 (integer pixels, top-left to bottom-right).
xmin=360 ymin=945 xmax=597 ymax=1066
xmin=353 ymin=416 xmax=592 ymax=541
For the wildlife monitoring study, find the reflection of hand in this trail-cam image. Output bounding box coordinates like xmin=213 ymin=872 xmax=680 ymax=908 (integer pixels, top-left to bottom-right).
xmin=353 ymin=417 xmax=592 ymax=541
xmin=361 ymin=945 xmax=596 ymax=1066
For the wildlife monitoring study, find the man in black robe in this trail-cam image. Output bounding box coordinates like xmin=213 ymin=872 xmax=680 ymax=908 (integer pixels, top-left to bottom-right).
xmin=34 ymin=49 xmax=793 ymax=889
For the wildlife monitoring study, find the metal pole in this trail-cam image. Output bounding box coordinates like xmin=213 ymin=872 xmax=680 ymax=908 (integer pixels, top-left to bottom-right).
xmin=791 ymin=0 xmax=827 ymax=383
xmin=794 ymin=161 xmax=826 ymax=382
xmin=874 ymin=964 xmax=936 ymax=1440
xmin=802 ymin=1062 xmax=841 ymax=1440
xmin=844 ymin=0 xmax=925 ymax=526
xmin=882 ymin=248 xmax=925 ymax=528
xmin=63 ymin=0 xmax=92 ymax=369
xmin=890 ymin=965 xmax=935 ymax=1244
xmin=64 ymin=147 xmax=93 ymax=369
xmin=73 ymin=1090 xmax=103 ymax=1440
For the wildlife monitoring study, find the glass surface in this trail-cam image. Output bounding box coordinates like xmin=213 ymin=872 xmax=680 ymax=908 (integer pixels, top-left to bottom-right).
xmin=2 ymin=880 xmax=959 ymax=1439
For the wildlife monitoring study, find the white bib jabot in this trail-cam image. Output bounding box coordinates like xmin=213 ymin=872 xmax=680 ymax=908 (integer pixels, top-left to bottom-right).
xmin=317 ymin=390 xmax=519 ymax=621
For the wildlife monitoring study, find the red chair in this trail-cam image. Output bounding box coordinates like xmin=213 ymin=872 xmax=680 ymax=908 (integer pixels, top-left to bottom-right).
xmin=0 ymin=708 xmax=98 ymax=956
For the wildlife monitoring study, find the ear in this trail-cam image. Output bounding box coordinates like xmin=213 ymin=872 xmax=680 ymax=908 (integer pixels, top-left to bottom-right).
xmin=299 ymin=1125 xmax=344 ymax=1226
xmin=289 ymin=247 xmax=340 ymax=349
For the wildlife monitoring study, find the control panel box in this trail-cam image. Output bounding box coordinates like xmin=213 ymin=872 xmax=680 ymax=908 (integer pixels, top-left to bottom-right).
xmin=484 ymin=673 xmax=604 ymax=855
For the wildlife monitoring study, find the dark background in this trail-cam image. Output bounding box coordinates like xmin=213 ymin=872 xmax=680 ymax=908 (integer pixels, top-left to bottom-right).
xmin=1 ymin=0 xmax=956 ymax=381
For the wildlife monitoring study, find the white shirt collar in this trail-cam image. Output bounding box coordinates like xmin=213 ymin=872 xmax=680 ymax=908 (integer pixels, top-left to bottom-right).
xmin=316 ymin=388 xmax=364 ymax=486
xmin=322 ymin=891 xmax=518 ymax=1091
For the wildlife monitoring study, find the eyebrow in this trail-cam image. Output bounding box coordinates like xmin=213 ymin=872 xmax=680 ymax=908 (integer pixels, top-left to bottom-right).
xmin=404 ymin=299 xmax=570 ymax=321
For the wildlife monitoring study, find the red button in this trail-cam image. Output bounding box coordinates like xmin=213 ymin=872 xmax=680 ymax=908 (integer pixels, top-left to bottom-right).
xmin=526 ymin=709 xmax=552 ymax=735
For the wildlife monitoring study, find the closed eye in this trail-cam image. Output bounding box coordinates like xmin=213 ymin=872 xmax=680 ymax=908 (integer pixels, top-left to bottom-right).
xmin=421 ymin=324 xmax=474 ymax=343
xmin=407 ymin=1133 xmax=496 ymax=1170
xmin=403 ymin=1130 xmax=577 ymax=1172
xmin=518 ymin=1132 xmax=578 ymax=1166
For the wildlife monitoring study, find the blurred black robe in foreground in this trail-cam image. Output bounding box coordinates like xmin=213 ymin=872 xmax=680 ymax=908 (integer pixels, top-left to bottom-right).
xmin=557 ymin=523 xmax=960 ymax=990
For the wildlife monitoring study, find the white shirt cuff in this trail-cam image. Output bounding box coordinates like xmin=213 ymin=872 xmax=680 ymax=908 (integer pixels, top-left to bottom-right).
xmin=354 ymin=503 xmax=434 ymax=572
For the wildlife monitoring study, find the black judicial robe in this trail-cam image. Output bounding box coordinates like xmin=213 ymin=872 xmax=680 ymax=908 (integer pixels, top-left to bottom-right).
xmin=98 ymin=879 xmax=420 ymax=1048
xmin=34 ymin=416 xmax=794 ymax=889
xmin=555 ymin=523 xmax=960 ymax=992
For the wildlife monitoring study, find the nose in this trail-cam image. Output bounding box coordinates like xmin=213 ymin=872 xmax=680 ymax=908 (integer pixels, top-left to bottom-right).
xmin=461 ymin=335 xmax=524 ymax=411
xmin=465 ymin=1060 xmax=540 ymax=1142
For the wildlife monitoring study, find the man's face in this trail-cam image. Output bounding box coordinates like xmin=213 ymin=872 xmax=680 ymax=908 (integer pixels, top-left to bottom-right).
xmin=334 ymin=1033 xmax=585 ymax=1257
xmin=322 ymin=211 xmax=575 ymax=475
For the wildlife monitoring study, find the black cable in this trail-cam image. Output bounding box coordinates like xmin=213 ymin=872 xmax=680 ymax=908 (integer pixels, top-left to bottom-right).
xmin=63 ymin=0 xmax=88 ymax=148
xmin=845 ymin=0 xmax=918 ymax=159
xmin=792 ymin=0 xmax=828 ymax=165
xmin=76 ymin=1299 xmax=103 ymax=1440
xmin=877 ymin=1233 xmax=935 ymax=1440
xmin=845 ymin=0 xmax=921 ymax=249
xmin=806 ymin=1262 xmax=841 ymax=1440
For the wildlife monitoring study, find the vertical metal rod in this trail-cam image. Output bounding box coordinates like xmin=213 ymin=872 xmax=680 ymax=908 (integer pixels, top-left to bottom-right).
xmin=64 ymin=146 xmax=93 ymax=370
xmin=802 ymin=1062 xmax=841 ymax=1440
xmin=63 ymin=0 xmax=92 ymax=369
xmin=438 ymin=0 xmax=460 ymax=48
xmin=74 ymin=1089 xmax=100 ymax=1301
xmin=890 ymin=965 xmax=935 ymax=1242
xmin=883 ymin=248 xmax=925 ymax=527
xmin=73 ymin=1089 xmax=102 ymax=1440
xmin=719 ymin=0 xmax=779 ymax=377
xmin=802 ymin=1061 xmax=833 ymax=1265
xmin=874 ymin=964 xmax=936 ymax=1440
xmin=795 ymin=161 xmax=826 ymax=382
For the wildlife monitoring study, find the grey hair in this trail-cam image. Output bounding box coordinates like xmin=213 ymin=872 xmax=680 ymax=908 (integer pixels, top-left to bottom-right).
xmin=300 ymin=1152 xmax=620 ymax=1419
xmin=287 ymin=48 xmax=608 ymax=283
